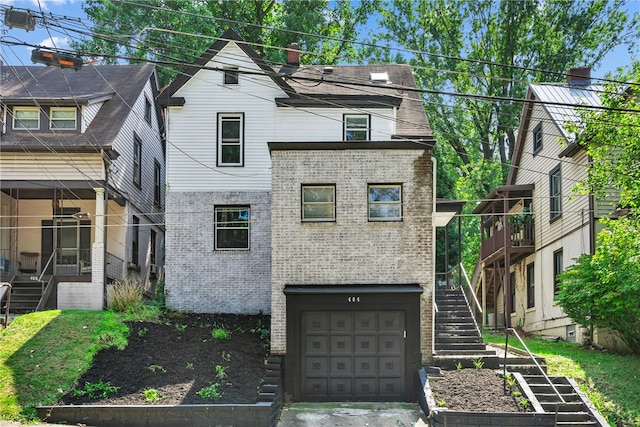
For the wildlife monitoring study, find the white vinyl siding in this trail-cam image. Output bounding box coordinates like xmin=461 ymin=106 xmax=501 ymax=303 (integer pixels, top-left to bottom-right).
xmin=0 ymin=152 xmax=105 ymax=180
xmin=82 ymin=102 xmax=102 ymax=132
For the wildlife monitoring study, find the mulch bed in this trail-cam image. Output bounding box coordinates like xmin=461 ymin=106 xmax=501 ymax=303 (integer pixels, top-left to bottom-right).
xmin=60 ymin=312 xmax=270 ymax=405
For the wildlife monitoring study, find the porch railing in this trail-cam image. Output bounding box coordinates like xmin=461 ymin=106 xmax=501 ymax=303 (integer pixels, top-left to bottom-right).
xmin=106 ymin=253 xmax=124 ymax=281
xmin=481 ymin=222 xmax=535 ymax=259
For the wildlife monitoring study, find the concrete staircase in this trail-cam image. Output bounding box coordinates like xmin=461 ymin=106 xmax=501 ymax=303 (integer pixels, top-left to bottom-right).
xmin=522 ymin=374 xmax=603 ymax=426
xmin=433 ymin=287 xmax=498 ymax=369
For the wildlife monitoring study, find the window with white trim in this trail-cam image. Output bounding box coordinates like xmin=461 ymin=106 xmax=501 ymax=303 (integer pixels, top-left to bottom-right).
xmin=50 ymin=107 xmax=77 ymax=130
xmin=13 ymin=107 xmax=40 ymax=130
xmin=133 ymin=135 xmax=142 ymax=188
xmin=533 ymin=122 xmax=543 ymax=154
xmin=549 ymin=164 xmax=562 ymax=221
xmin=344 ymin=114 xmax=369 ymax=141
xmin=144 ymin=98 xmax=152 ymax=124
xmin=527 ymin=262 xmax=535 ymax=308
xmin=368 ymin=184 xmax=402 ymax=221
xmin=215 ymin=206 xmax=250 ymax=250
xmin=302 ymin=185 xmax=336 ymax=221
xmin=218 ymin=113 xmax=243 ymax=166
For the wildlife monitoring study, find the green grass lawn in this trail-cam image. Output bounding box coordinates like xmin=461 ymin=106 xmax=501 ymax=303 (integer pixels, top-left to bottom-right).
xmin=0 ymin=310 xmax=128 ymax=422
xmin=484 ymin=330 xmax=640 ymax=426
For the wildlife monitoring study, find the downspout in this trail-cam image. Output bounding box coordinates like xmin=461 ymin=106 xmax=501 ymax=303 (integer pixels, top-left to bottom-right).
xmin=431 ymin=156 xmax=437 ymax=359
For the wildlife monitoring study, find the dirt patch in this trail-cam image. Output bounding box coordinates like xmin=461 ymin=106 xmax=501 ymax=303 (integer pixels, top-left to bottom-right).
xmin=60 ymin=312 xmax=270 ymax=405
xmin=428 ymin=368 xmax=531 ymax=412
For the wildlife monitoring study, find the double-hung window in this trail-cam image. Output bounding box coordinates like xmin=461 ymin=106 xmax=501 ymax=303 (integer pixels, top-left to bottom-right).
xmin=50 ymin=107 xmax=77 ymax=130
xmin=368 ymin=184 xmax=402 ymax=221
xmin=344 ymin=114 xmax=369 ymax=141
xmin=131 ymin=216 xmax=140 ymax=267
xmin=553 ymin=249 xmax=563 ymax=295
xmin=144 ymin=98 xmax=152 ymax=124
xmin=533 ymin=123 xmax=543 ymax=154
xmin=549 ymin=164 xmax=562 ymax=221
xmin=215 ymin=206 xmax=250 ymax=250
xmin=154 ymin=160 xmax=162 ymax=207
xmin=133 ymin=134 xmax=142 ymax=188
xmin=218 ymin=113 xmax=243 ymax=166
xmin=13 ymin=107 xmax=40 ymax=130
xmin=302 ymin=185 xmax=336 ymax=221
xmin=526 ymin=262 xmax=535 ymax=308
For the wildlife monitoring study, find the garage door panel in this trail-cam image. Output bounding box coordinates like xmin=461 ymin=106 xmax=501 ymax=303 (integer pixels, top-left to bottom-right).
xmin=379 ymin=335 xmax=403 ymax=355
xmin=305 ymin=357 xmax=329 ymax=376
xmin=354 ymin=335 xmax=377 ymax=355
xmin=305 ymin=336 xmax=329 ymax=354
xmin=354 ymin=378 xmax=378 ymax=396
xmin=330 ymin=313 xmax=353 ymax=332
xmin=379 ymin=356 xmax=403 ymax=376
xmin=330 ymin=335 xmax=353 ymax=353
xmin=354 ymin=312 xmax=378 ymax=332
xmin=304 ymin=378 xmax=328 ymax=396
xmin=330 ymin=356 xmax=352 ymax=374
xmin=330 ymin=378 xmax=353 ymax=395
xmin=379 ymin=312 xmax=404 ymax=332
xmin=354 ymin=356 xmax=377 ymax=375
xmin=306 ymin=313 xmax=330 ymax=332
xmin=379 ymin=377 xmax=403 ymax=397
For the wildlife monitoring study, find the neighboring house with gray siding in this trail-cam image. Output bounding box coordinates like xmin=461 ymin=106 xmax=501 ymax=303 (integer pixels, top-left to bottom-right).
xmin=160 ymin=28 xmax=436 ymax=402
xmin=0 ymin=64 xmax=165 ymax=309
xmin=474 ymin=68 xmax=622 ymax=349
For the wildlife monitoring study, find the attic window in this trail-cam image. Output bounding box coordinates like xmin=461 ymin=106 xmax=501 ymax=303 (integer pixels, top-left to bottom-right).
xmin=50 ymin=107 xmax=77 ymax=130
xmin=224 ymin=67 xmax=239 ymax=85
xmin=370 ymin=72 xmax=389 ymax=84
xmin=13 ymin=107 xmax=40 ymax=130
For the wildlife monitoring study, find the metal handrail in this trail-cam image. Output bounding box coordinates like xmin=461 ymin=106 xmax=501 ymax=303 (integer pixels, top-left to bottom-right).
xmin=460 ymin=263 xmax=482 ymax=314
xmin=38 ymin=249 xmax=56 ymax=282
xmin=504 ymin=327 xmax=565 ymax=403
xmin=1 ymin=283 xmax=12 ymax=328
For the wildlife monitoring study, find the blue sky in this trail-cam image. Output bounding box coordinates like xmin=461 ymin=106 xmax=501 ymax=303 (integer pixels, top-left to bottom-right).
xmin=0 ymin=0 xmax=638 ymax=79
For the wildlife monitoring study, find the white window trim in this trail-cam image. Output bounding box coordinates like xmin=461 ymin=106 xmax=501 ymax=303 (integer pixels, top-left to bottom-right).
xmin=368 ymin=184 xmax=402 ymax=221
xmin=214 ymin=206 xmax=250 ymax=250
xmin=217 ymin=113 xmax=244 ymax=166
xmin=13 ymin=106 xmax=40 ymax=130
xmin=302 ymin=185 xmax=336 ymax=222
xmin=50 ymin=107 xmax=77 ymax=130
xmin=344 ymin=114 xmax=370 ymax=141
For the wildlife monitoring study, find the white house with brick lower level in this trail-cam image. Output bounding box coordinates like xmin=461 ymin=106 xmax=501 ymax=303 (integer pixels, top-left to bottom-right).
xmin=160 ymin=29 xmax=436 ymax=401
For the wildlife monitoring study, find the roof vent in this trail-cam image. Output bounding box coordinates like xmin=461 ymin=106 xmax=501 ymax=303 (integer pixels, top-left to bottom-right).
xmin=323 ymin=66 xmax=334 ymax=74
xmin=370 ymin=71 xmax=390 ymax=84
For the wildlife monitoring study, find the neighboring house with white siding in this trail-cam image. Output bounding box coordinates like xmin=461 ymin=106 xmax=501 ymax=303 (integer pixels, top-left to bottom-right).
xmin=0 ymin=64 xmax=165 ymax=310
xmin=473 ymin=68 xmax=620 ymax=347
xmin=160 ymin=29 xmax=436 ymax=401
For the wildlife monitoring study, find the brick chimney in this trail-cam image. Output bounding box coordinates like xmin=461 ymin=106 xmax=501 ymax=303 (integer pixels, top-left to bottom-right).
xmin=567 ymin=67 xmax=591 ymax=86
xmin=287 ymin=43 xmax=300 ymax=66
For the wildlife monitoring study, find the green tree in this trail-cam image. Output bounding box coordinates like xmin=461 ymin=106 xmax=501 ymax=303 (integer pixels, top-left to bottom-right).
xmin=74 ymin=0 xmax=375 ymax=85
xmin=369 ymin=0 xmax=638 ymax=192
xmin=556 ymin=62 xmax=640 ymax=355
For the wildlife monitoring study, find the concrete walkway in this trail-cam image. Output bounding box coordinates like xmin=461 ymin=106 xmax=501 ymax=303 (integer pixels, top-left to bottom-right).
xmin=277 ymin=402 xmax=429 ymax=427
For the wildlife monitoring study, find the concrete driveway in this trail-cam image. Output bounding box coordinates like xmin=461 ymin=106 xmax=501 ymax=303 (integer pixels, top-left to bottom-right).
xmin=277 ymin=402 xmax=429 ymax=427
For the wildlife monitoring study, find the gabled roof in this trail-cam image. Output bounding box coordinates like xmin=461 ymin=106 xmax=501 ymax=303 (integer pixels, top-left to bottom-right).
xmin=1 ymin=64 xmax=158 ymax=152
xmin=158 ymin=28 xmax=433 ymax=141
xmin=507 ymin=80 xmax=604 ymax=185
xmin=159 ymin=28 xmax=297 ymax=100
xmin=277 ymin=64 xmax=432 ymax=139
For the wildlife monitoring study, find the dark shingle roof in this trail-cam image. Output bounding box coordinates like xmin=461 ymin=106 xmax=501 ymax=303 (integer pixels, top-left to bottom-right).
xmin=1 ymin=64 xmax=157 ymax=151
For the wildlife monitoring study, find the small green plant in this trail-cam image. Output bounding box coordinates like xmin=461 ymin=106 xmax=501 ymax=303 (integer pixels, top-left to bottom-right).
xmin=215 ymin=364 xmax=228 ymax=380
xmin=436 ymin=397 xmax=446 ymax=407
xmin=71 ymin=380 xmax=119 ymax=399
xmin=221 ymin=351 xmax=231 ymax=362
xmin=456 ymin=362 xmax=462 ymax=370
xmin=148 ymin=364 xmax=166 ymax=373
xmin=251 ymin=318 xmax=270 ymax=342
xmin=175 ymin=323 xmax=187 ymax=332
xmin=512 ymin=390 xmax=522 ymax=397
xmin=186 ymin=362 xmax=194 ymax=370
xmin=143 ymin=388 xmax=163 ymax=402
xmin=196 ymin=383 xmax=223 ymax=399
xmin=505 ymin=374 xmax=517 ymax=388
xmin=472 ymin=358 xmax=485 ymax=369
xmin=137 ymin=327 xmax=148 ymax=337
xmin=211 ymin=325 xmax=231 ymax=340
xmin=518 ymin=398 xmax=530 ymax=409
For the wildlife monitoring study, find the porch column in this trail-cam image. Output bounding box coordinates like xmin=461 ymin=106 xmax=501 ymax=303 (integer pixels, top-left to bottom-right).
xmin=92 ymin=188 xmax=105 ymax=292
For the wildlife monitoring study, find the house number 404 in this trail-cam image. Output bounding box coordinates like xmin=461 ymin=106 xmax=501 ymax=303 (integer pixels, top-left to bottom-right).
xmin=347 ymin=296 xmax=360 ymax=303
